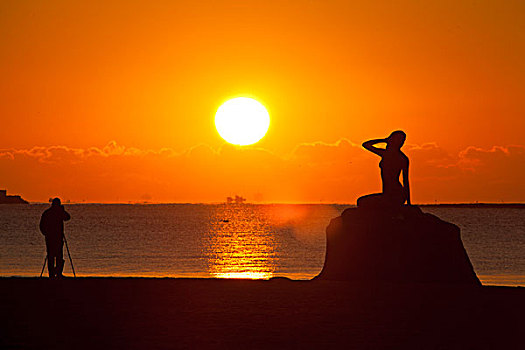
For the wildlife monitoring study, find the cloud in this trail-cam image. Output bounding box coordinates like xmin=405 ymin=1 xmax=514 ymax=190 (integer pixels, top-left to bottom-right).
xmin=456 ymin=145 xmax=525 ymax=201
xmin=290 ymin=139 xmax=363 ymax=164
xmin=459 ymin=145 xmax=525 ymax=169
xmin=1 ymin=141 xmax=524 ymax=203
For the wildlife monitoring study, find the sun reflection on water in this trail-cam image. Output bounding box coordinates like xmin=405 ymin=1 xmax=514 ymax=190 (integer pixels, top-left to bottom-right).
xmin=204 ymin=205 xmax=277 ymax=279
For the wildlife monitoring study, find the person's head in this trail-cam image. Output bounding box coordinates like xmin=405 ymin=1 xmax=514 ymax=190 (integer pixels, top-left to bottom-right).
xmin=386 ymin=130 xmax=406 ymax=150
xmin=51 ymin=197 xmax=61 ymax=207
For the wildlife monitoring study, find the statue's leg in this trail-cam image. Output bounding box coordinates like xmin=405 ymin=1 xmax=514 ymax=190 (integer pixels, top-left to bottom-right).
xmin=389 ymin=189 xmax=407 ymax=206
xmin=357 ymin=193 xmax=384 ymax=208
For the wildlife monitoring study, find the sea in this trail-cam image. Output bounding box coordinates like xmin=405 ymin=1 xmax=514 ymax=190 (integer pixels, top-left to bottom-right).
xmin=1 ymin=204 xmax=523 ymax=286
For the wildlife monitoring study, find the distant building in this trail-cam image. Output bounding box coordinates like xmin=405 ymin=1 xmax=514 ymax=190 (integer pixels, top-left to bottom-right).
xmin=0 ymin=190 xmax=29 ymax=204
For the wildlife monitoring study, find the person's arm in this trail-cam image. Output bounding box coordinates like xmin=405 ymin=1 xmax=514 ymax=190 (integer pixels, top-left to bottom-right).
xmin=403 ymin=158 xmax=411 ymax=205
xmin=362 ymin=138 xmax=387 ymax=156
xmin=62 ymin=206 xmax=71 ymax=221
xmin=39 ymin=213 xmax=46 ymax=236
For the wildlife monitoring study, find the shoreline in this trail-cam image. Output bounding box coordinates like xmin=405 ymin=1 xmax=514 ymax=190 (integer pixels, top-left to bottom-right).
xmin=1 ymin=275 xmax=524 ymax=287
xmin=2 ymin=278 xmax=523 ymax=349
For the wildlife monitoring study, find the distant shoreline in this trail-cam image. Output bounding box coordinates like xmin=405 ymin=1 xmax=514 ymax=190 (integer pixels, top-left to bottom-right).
xmin=419 ymin=203 xmax=525 ymax=208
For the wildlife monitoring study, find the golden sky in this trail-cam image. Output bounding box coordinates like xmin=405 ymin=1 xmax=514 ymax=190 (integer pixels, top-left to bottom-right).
xmin=1 ymin=1 xmax=524 ymax=203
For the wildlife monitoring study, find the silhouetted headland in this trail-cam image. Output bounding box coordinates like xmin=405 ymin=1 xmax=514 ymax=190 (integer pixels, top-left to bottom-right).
xmin=0 ymin=189 xmax=28 ymax=204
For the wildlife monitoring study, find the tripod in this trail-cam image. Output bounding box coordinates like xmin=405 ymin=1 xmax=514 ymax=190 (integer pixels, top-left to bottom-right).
xmin=40 ymin=233 xmax=76 ymax=278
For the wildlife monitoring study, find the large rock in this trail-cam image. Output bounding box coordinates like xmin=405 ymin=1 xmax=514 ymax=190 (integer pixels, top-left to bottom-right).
xmin=315 ymin=206 xmax=480 ymax=285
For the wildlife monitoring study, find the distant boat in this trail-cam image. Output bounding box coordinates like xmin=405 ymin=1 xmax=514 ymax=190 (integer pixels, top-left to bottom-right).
xmin=226 ymin=195 xmax=246 ymax=204
xmin=0 ymin=190 xmax=29 ymax=204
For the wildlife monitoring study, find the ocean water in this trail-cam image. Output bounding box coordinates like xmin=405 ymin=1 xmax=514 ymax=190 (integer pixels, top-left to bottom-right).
xmin=0 ymin=204 xmax=523 ymax=286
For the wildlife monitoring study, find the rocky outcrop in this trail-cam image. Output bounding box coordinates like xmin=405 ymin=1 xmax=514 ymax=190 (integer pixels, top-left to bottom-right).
xmin=315 ymin=206 xmax=480 ymax=285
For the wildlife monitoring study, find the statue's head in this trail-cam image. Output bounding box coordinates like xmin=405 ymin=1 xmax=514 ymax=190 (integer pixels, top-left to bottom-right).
xmin=387 ymin=130 xmax=406 ymax=150
xmin=51 ymin=197 xmax=61 ymax=207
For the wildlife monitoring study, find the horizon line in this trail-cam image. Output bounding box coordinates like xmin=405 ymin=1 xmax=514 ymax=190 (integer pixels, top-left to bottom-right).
xmin=22 ymin=201 xmax=525 ymax=206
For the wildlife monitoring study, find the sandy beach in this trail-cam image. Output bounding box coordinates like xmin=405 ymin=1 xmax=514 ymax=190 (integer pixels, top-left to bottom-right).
xmin=1 ymin=278 xmax=523 ymax=349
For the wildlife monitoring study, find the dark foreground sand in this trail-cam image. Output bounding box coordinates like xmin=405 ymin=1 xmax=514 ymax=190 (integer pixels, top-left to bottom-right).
xmin=1 ymin=278 xmax=523 ymax=349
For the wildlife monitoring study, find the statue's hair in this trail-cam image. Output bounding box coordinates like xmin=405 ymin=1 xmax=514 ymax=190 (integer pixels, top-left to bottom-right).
xmin=390 ymin=130 xmax=406 ymax=141
xmin=388 ymin=130 xmax=406 ymax=148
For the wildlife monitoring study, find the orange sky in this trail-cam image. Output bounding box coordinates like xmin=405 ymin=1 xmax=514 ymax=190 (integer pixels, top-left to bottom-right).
xmin=1 ymin=1 xmax=524 ymax=203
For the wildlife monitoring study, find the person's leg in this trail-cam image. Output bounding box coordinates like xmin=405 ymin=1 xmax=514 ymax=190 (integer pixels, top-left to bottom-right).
xmin=45 ymin=239 xmax=56 ymax=278
xmin=47 ymin=255 xmax=55 ymax=277
xmin=55 ymin=240 xmax=65 ymax=277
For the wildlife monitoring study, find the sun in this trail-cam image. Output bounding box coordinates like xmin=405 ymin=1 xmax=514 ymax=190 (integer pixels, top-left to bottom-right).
xmin=215 ymin=97 xmax=270 ymax=146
